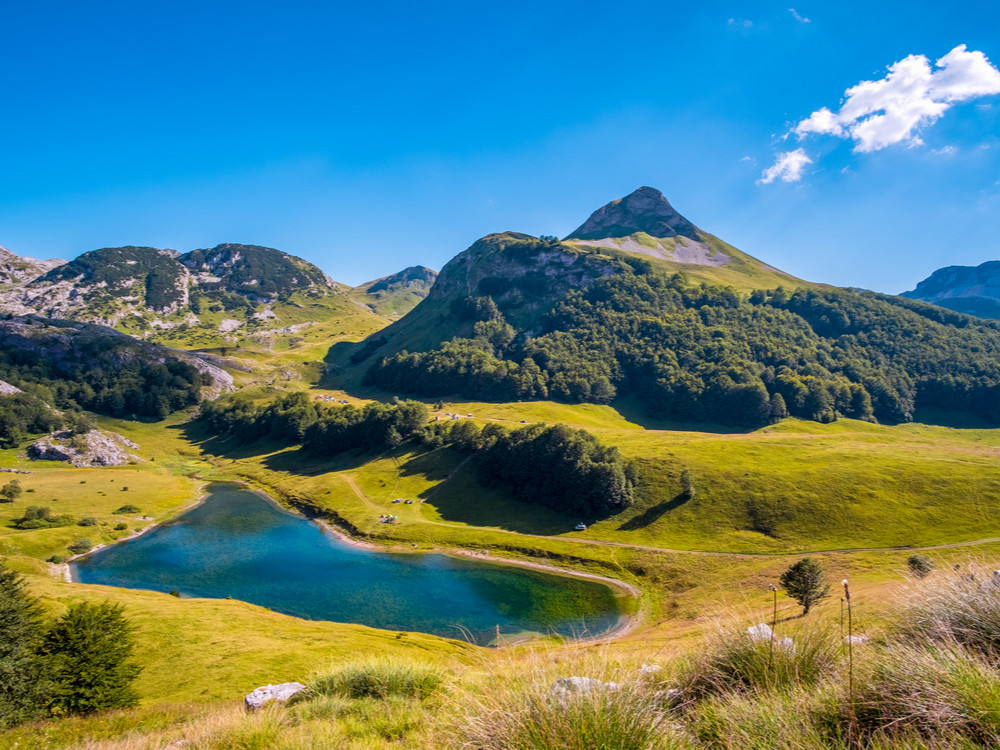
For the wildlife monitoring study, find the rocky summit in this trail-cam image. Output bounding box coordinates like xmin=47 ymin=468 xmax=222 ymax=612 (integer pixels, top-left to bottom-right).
xmin=566 ymin=186 xmax=703 ymax=242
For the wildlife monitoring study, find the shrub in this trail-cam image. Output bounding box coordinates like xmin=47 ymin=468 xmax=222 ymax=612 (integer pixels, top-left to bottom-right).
xmin=114 ymin=522 xmax=128 ymax=531
xmin=908 ymin=554 xmax=935 ymax=578
xmin=308 ymin=658 xmax=443 ymax=700
xmin=67 ymin=538 xmax=93 ymax=555
xmin=0 ymin=480 xmax=23 ymax=502
xmin=42 ymin=601 xmax=141 ymax=714
xmin=113 ymin=504 xmax=141 ymax=514
xmin=78 ymin=517 xmax=98 ymax=527
xmin=46 ymin=554 xmax=66 ymax=564
xmin=12 ymin=506 xmax=74 ymax=530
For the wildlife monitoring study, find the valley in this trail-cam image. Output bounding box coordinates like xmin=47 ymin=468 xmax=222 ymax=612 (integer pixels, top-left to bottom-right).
xmin=3 ymin=187 xmax=1000 ymax=748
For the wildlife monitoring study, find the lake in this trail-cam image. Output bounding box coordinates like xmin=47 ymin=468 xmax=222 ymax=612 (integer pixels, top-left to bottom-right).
xmin=73 ymin=483 xmax=624 ymax=644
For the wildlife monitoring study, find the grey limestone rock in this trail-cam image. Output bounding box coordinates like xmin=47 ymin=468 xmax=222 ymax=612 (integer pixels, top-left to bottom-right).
xmin=244 ymin=682 xmax=307 ymax=711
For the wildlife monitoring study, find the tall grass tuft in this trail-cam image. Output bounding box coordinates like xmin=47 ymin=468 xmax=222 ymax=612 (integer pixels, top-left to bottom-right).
xmin=306 ymin=656 xmax=444 ymax=700
xmin=452 ymin=652 xmax=692 ymax=750
xmin=677 ymin=621 xmax=841 ymax=697
xmin=692 ymin=689 xmax=828 ymax=750
xmin=895 ymin=562 xmax=1000 ymax=657
xmin=849 ymin=642 xmax=1000 ymax=744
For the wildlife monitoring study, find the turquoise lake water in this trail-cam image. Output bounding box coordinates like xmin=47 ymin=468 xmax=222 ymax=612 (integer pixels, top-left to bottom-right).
xmin=73 ymin=483 xmax=622 ymax=644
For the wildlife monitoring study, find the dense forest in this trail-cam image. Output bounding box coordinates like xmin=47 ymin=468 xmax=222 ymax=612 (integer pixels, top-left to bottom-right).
xmin=200 ymin=394 xmax=635 ymax=517
xmin=0 ymin=345 xmax=207 ymax=420
xmin=365 ymin=270 xmax=1000 ymax=426
xmin=0 ymin=393 xmax=67 ymax=447
xmin=199 ymin=393 xmax=429 ymax=454
xmin=420 ymin=419 xmax=635 ymax=517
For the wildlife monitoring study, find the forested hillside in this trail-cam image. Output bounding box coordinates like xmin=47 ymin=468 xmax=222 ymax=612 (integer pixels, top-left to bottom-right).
xmin=366 ymin=269 xmax=1000 ymax=426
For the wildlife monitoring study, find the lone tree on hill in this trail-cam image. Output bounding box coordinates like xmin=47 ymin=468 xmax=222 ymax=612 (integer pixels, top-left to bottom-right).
xmin=42 ymin=601 xmax=141 ymax=714
xmin=780 ymin=557 xmax=830 ymax=615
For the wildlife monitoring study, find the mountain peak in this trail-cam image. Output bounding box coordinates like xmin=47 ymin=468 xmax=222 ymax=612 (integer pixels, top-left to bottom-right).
xmin=565 ymin=186 xmax=702 ymax=242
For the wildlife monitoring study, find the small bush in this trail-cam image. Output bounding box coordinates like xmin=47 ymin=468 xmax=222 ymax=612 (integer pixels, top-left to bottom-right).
xmin=12 ymin=506 xmax=75 ymax=529
xmin=908 ymin=555 xmax=935 ymax=578
xmin=114 ymin=522 xmax=128 ymax=531
xmin=46 ymin=554 xmax=66 ymax=564
xmin=113 ymin=504 xmax=141 ymax=514
xmin=42 ymin=601 xmax=142 ymax=714
xmin=309 ymin=658 xmax=443 ymax=700
xmin=67 ymin=538 xmax=93 ymax=555
xmin=78 ymin=517 xmax=98 ymax=527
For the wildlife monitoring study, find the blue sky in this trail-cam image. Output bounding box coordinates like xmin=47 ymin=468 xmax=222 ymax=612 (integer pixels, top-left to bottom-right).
xmin=2 ymin=1 xmax=999 ymax=292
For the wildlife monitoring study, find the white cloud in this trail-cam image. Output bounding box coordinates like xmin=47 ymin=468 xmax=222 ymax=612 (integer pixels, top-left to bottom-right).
xmin=931 ymin=145 xmax=957 ymax=156
xmin=789 ymin=8 xmax=811 ymax=23
xmin=793 ymin=45 xmax=1000 ymax=153
xmin=758 ymin=149 xmax=813 ymax=184
xmin=728 ymin=17 xmax=753 ymax=29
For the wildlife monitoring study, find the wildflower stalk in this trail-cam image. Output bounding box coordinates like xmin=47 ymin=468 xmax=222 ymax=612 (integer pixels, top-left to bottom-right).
xmin=843 ymin=578 xmax=859 ymax=748
xmin=767 ymin=584 xmax=778 ymax=679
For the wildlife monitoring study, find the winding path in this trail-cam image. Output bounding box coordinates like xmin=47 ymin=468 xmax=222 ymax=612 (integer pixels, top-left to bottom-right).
xmin=340 ymin=463 xmax=1000 ymax=560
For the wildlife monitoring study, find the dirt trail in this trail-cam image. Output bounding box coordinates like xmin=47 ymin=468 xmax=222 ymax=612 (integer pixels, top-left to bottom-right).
xmin=342 ymin=464 xmax=1000 ymax=560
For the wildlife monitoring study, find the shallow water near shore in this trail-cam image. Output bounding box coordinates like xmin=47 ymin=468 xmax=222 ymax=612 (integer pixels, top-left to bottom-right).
xmin=73 ymin=483 xmax=622 ymax=644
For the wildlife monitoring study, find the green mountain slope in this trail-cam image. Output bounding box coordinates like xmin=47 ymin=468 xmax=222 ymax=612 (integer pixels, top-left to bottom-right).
xmin=350 ymin=265 xmax=437 ymax=317
xmin=334 ymin=189 xmax=1000 ymax=428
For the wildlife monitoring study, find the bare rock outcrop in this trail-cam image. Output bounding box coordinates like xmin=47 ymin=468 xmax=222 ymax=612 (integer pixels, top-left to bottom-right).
xmin=0 ymin=379 xmax=23 ymax=396
xmin=244 ymin=682 xmax=307 ymax=711
xmin=29 ymin=429 xmax=141 ymax=467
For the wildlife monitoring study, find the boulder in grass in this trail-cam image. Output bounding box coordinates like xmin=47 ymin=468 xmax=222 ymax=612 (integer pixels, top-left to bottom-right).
xmin=244 ymin=682 xmax=307 ymax=710
xmin=550 ymin=676 xmax=620 ymax=701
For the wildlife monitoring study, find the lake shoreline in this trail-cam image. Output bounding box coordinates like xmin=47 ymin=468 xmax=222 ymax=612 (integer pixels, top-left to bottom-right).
xmin=70 ymin=479 xmax=642 ymax=644
xmin=62 ymin=481 xmax=212 ymax=582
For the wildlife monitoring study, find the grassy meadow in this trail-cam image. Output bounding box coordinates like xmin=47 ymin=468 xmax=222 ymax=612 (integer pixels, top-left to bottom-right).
xmin=6 ymin=379 xmax=1000 ymax=747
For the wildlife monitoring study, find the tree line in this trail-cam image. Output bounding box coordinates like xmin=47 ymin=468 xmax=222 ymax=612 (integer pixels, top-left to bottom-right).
xmin=420 ymin=419 xmax=636 ymax=518
xmin=0 ymin=342 xmax=206 ymax=420
xmin=201 ymin=394 xmax=636 ymax=517
xmin=364 ymin=271 xmax=1000 ymax=426
xmin=199 ymin=392 xmax=429 ymax=455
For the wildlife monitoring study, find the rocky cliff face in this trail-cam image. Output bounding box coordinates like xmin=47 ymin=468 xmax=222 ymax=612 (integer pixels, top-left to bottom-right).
xmin=0 ymin=246 xmax=65 ymax=285
xmin=427 ymin=232 xmax=624 ymax=319
xmin=902 ymin=261 xmax=1000 ymax=319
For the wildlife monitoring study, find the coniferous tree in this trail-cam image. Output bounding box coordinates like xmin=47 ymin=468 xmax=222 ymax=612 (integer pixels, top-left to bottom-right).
xmin=780 ymin=558 xmax=830 ymax=615
xmin=0 ymin=563 xmax=49 ymax=727
xmin=42 ymin=602 xmax=141 ymax=714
